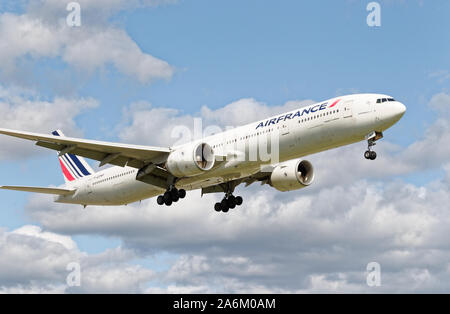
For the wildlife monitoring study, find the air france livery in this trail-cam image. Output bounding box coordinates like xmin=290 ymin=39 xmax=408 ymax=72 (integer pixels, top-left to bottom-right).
xmin=0 ymin=94 xmax=406 ymax=213
xmin=255 ymin=99 xmax=340 ymax=130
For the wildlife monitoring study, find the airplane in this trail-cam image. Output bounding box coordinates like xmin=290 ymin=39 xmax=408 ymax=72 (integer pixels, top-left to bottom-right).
xmin=0 ymin=93 xmax=406 ymax=213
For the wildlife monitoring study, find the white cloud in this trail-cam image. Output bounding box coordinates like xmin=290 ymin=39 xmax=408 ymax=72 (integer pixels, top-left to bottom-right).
xmin=70 ymin=264 xmax=154 ymax=294
xmin=0 ymin=284 xmax=67 ymax=294
xmin=199 ymin=98 xmax=313 ymax=128
xmin=146 ymin=284 xmax=211 ymax=294
xmin=0 ymin=0 xmax=175 ymax=84
xmin=428 ymin=92 xmax=450 ymax=115
xmin=0 ymin=225 xmax=80 ymax=287
xmin=62 ymin=27 xmax=173 ymax=83
xmin=118 ymin=98 xmax=314 ymax=146
xmin=0 ymin=225 xmax=157 ymax=293
xmin=0 ymin=85 xmax=98 ymax=160
xmin=27 ymin=0 xmax=176 ymax=23
xmin=23 ymin=164 xmax=450 ymax=292
xmin=19 ymin=92 xmax=450 ymax=293
xmin=12 ymin=225 xmax=77 ymax=250
xmin=2 ymin=92 xmax=450 ymax=293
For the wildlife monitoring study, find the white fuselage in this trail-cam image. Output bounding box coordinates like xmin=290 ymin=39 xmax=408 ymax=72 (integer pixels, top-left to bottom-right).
xmin=55 ymin=94 xmax=406 ymax=206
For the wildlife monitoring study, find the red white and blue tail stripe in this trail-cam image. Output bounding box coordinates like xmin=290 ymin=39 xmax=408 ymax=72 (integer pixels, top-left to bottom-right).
xmin=52 ymin=130 xmax=95 ymax=183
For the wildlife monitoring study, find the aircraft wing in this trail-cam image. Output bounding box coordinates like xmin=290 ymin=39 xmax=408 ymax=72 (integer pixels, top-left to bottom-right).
xmin=0 ymin=186 xmax=76 ymax=195
xmin=0 ymin=128 xmax=171 ymax=169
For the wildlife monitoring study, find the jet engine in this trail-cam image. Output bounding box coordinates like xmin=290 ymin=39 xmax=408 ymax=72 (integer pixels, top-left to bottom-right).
xmin=166 ymin=142 xmax=215 ymax=177
xmin=269 ymin=159 xmax=315 ymax=192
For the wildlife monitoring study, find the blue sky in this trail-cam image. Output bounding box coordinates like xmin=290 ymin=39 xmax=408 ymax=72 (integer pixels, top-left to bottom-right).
xmin=79 ymin=0 xmax=447 ymax=145
xmin=0 ymin=0 xmax=449 ymax=293
xmin=12 ymin=1 xmax=448 ymax=134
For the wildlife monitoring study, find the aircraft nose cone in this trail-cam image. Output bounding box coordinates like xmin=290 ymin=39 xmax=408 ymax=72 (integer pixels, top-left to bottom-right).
xmin=395 ymin=102 xmax=406 ymax=118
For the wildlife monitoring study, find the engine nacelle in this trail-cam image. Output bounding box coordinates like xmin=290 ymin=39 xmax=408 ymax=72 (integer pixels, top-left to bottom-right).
xmin=269 ymin=159 xmax=315 ymax=192
xmin=166 ymin=142 xmax=215 ymax=177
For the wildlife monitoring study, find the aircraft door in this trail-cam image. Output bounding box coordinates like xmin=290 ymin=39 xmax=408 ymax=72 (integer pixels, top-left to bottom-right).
xmin=341 ymin=99 xmax=354 ymax=119
xmin=279 ymin=118 xmax=294 ymax=153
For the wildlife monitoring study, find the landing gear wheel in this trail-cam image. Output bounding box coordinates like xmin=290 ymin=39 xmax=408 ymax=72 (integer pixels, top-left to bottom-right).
xmin=227 ymin=195 xmax=237 ymax=209
xmin=220 ymin=199 xmax=229 ymax=213
xmin=214 ymin=203 xmax=222 ymax=212
xmin=235 ymin=196 xmax=243 ymax=206
xmin=163 ymin=191 xmax=172 ymax=203
xmin=170 ymin=188 xmax=179 ymax=199
xmin=157 ymin=195 xmax=164 ymax=205
xmin=158 ymin=185 xmax=186 ymax=206
xmin=364 ymin=150 xmax=377 ymax=160
xmin=178 ymin=189 xmax=186 ymax=199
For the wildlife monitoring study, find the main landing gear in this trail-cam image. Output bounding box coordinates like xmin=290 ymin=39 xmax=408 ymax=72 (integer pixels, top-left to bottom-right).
xmin=157 ymin=187 xmax=186 ymax=206
xmin=212 ymin=181 xmax=243 ymax=213
xmin=214 ymin=193 xmax=243 ymax=213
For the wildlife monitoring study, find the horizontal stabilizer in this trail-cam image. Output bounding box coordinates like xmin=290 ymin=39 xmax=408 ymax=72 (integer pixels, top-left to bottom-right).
xmin=0 ymin=186 xmax=76 ymax=196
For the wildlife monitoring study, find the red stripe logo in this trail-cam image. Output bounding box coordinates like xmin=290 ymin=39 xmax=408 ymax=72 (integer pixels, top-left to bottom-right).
xmin=329 ymin=99 xmax=341 ymax=108
xmin=59 ymin=159 xmax=75 ymax=181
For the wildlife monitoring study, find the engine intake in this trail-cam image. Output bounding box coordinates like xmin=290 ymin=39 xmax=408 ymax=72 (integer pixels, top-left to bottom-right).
xmin=270 ymin=159 xmax=315 ymax=192
xmin=166 ymin=142 xmax=215 ymax=177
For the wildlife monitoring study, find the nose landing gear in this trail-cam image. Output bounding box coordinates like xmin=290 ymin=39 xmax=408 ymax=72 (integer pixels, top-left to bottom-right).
xmin=364 ymin=140 xmax=377 ymax=160
xmin=364 ymin=131 xmax=383 ymax=160
xmin=364 ymin=131 xmax=383 ymax=161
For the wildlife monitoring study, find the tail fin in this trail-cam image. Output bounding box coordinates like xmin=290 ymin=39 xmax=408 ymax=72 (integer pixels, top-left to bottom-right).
xmin=52 ymin=130 xmax=95 ymax=183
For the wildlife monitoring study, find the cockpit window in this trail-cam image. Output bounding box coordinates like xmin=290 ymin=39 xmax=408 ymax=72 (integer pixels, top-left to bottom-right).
xmin=377 ymin=98 xmax=396 ymax=103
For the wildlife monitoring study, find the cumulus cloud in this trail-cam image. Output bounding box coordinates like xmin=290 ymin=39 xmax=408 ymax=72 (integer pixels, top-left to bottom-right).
xmin=428 ymin=92 xmax=450 ymax=115
xmin=0 ymin=225 xmax=157 ymax=293
xmin=12 ymin=225 xmax=77 ymax=250
xmin=18 ymin=92 xmax=450 ymax=293
xmin=0 ymin=225 xmax=80 ymax=289
xmin=118 ymin=98 xmax=314 ymax=146
xmin=23 ymin=165 xmax=450 ymax=293
xmin=0 ymin=0 xmax=175 ymax=84
xmin=0 ymin=85 xmax=98 ymax=160
xmin=0 ymin=91 xmax=447 ymax=293
xmin=26 ymin=0 xmax=176 ymax=22
xmin=69 ymin=263 xmax=154 ymax=294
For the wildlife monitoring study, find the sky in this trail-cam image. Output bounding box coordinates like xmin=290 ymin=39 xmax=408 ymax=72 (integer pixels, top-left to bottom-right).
xmin=0 ymin=0 xmax=449 ymax=293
